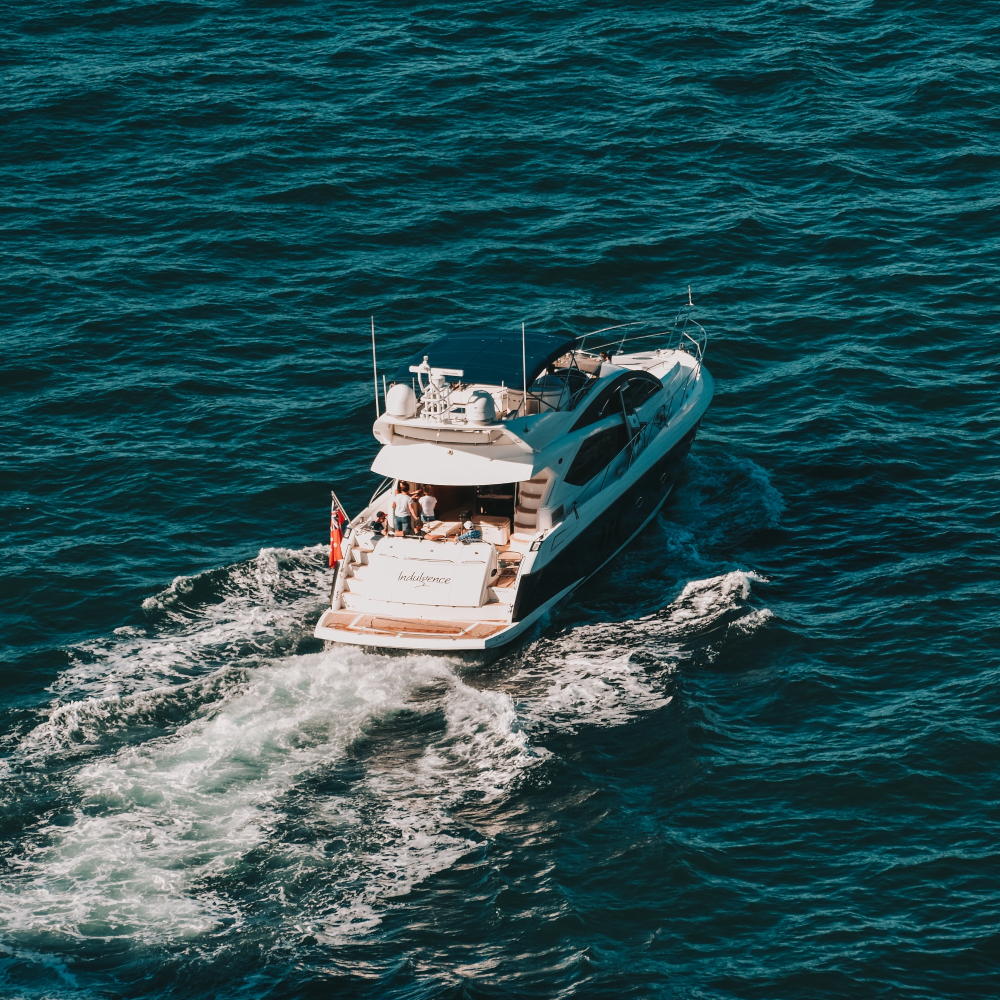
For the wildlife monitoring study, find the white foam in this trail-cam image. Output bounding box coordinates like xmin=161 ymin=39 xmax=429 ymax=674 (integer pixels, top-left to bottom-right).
xmin=4 ymin=638 xmax=563 ymax=948
xmin=310 ymin=796 xmax=472 ymax=945
xmin=655 ymin=569 xmax=770 ymax=631
xmin=423 ymin=674 xmax=545 ymax=802
xmin=731 ymin=607 xmax=775 ymax=635
xmin=0 ymin=647 xmax=436 ymax=945
xmin=18 ymin=666 xmax=248 ymax=762
xmin=513 ymin=648 xmax=674 ymax=733
xmin=2 ymin=519 xmax=773 ymax=950
xmin=505 ymin=568 xmax=771 ymax=734
xmin=51 ymin=546 xmax=328 ymax=704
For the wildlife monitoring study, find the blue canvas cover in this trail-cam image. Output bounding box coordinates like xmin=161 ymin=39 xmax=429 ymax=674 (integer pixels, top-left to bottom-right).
xmin=394 ymin=330 xmax=576 ymax=388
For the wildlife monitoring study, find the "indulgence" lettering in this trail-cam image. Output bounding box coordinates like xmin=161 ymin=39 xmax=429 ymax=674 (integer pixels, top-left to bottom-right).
xmin=397 ymin=570 xmax=452 ymax=587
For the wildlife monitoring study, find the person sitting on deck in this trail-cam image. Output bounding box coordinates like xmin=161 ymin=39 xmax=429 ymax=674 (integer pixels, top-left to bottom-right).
xmin=457 ymin=520 xmax=482 ymax=544
xmin=369 ymin=510 xmax=387 ymax=543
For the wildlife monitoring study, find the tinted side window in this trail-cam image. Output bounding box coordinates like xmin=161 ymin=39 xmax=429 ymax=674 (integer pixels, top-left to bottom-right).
xmin=621 ymin=372 xmax=661 ymax=409
xmin=571 ymin=375 xmax=627 ymax=430
xmin=566 ymin=425 xmax=628 ymax=486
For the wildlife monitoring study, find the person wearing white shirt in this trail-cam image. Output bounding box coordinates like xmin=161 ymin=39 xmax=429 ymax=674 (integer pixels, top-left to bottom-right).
xmin=418 ymin=490 xmax=437 ymax=523
xmin=391 ymin=482 xmax=413 ymax=535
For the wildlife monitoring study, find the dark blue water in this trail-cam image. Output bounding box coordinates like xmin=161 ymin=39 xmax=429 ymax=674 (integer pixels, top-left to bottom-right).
xmin=3 ymin=2 xmax=998 ymax=997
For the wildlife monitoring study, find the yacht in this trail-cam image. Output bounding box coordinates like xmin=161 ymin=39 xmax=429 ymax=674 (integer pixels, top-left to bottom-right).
xmin=314 ymin=307 xmax=713 ymax=652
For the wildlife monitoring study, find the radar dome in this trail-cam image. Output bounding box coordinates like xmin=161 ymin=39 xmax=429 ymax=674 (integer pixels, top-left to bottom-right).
xmin=465 ymin=390 xmax=497 ymax=425
xmin=385 ymin=383 xmax=418 ymax=419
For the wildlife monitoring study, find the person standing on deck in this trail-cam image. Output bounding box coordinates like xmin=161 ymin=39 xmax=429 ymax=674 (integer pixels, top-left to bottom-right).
xmin=418 ymin=488 xmax=437 ymax=527
xmin=407 ymin=490 xmax=423 ymax=534
xmin=392 ymin=482 xmax=413 ymax=535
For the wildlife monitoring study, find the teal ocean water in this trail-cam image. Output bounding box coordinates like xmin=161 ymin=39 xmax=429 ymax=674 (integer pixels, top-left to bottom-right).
xmin=2 ymin=2 xmax=998 ymax=997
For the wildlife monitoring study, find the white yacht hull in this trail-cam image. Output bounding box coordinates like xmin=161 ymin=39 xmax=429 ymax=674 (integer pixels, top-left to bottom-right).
xmin=315 ymin=427 xmax=694 ymax=653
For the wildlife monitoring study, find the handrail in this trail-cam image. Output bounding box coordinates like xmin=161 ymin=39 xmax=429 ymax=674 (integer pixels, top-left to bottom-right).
xmin=583 ymin=328 xmax=675 ymax=352
xmin=367 ymin=477 xmax=393 ymax=509
xmin=514 ymin=309 xmax=707 ymax=420
xmin=574 ymin=305 xmax=708 ymax=366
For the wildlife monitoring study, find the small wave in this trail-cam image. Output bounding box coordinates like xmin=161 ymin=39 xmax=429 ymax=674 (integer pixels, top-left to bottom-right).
xmin=673 ymin=450 xmax=785 ymax=548
xmin=418 ymin=674 xmax=543 ymax=804
xmin=290 ymin=667 xmax=549 ymax=943
xmin=138 ymin=544 xmax=323 ymax=621
xmin=509 ymin=569 xmax=769 ymax=733
xmin=50 ymin=545 xmax=328 ymax=705
xmin=0 ymin=941 xmax=83 ymax=1000
xmin=568 ymin=448 xmax=781 ymax=622
xmin=655 ymin=569 xmax=770 ymax=632
xmin=510 ymin=645 xmax=674 ymax=734
xmin=17 ymin=666 xmax=250 ymax=764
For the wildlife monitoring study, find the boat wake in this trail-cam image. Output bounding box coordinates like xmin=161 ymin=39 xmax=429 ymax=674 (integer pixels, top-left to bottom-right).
xmin=0 ymin=452 xmax=777 ymax=955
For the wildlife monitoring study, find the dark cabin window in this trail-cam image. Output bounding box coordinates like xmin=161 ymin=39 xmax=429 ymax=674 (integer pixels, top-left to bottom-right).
xmin=572 ymin=376 xmax=628 ymax=430
xmin=571 ymin=371 xmax=662 ymax=430
xmin=566 ymin=425 xmax=629 ymax=486
xmin=621 ymin=371 xmax=662 ymax=409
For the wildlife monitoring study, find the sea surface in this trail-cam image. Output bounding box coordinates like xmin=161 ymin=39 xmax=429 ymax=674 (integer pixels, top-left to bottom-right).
xmin=2 ymin=2 xmax=998 ymax=998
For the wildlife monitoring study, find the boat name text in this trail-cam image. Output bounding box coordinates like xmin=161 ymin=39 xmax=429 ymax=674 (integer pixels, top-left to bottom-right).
xmin=397 ymin=570 xmax=453 ymax=587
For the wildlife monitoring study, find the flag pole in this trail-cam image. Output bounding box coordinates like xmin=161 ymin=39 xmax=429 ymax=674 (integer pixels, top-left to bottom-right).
xmin=329 ymin=489 xmax=339 ymax=601
xmin=328 ymin=490 xmax=351 ymax=602
xmin=371 ymin=316 xmax=380 ymax=418
xmin=521 ymin=321 xmax=527 ymax=412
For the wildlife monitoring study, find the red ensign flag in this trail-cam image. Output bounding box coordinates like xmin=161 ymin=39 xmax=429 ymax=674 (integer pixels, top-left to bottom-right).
xmin=329 ymin=497 xmax=346 ymax=567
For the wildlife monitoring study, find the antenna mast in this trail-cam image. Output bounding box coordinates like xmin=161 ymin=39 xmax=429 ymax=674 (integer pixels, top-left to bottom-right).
xmin=370 ymin=316 xmax=380 ymax=418
xmin=521 ymin=322 xmax=527 ymax=410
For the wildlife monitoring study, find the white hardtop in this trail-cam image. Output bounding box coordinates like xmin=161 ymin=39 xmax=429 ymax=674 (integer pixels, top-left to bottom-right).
xmin=368 ymin=311 xmax=709 ymax=484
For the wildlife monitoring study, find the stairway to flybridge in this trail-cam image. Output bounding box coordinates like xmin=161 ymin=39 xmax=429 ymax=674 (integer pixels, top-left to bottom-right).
xmin=513 ymin=474 xmax=548 ymax=538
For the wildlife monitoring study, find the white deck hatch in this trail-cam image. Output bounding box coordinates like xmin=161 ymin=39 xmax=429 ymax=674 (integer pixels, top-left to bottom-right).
xmin=362 ymin=537 xmax=497 ymax=607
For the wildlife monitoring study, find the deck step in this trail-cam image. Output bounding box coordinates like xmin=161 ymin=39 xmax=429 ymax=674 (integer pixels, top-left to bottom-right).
xmin=340 ymin=592 xmax=511 ymax=621
xmin=488 ymin=586 xmax=517 ymax=606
